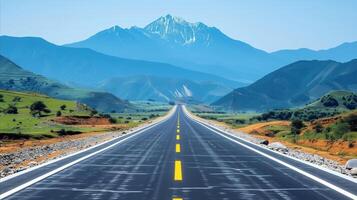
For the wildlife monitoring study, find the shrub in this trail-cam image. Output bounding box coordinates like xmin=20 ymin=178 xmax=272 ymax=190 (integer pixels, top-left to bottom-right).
xmin=343 ymin=113 xmax=357 ymax=131
xmin=30 ymin=101 xmax=48 ymax=117
xmin=12 ymin=96 xmax=21 ymax=102
xmin=314 ymin=123 xmax=324 ymax=133
xmin=56 ymin=111 xmax=62 ymax=117
xmin=291 ymin=119 xmax=304 ymax=135
xmin=329 ymin=122 xmax=349 ymax=140
xmin=4 ymin=105 xmax=18 ymax=114
xmin=60 ymin=105 xmax=66 ymax=110
xmin=90 ymin=110 xmax=98 ymax=117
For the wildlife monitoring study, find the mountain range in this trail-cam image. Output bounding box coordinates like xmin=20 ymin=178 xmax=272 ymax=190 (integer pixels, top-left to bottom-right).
xmin=2 ymin=15 xmax=357 ymax=105
xmin=213 ymin=59 xmax=357 ymax=111
xmin=0 ymin=55 xmax=131 ymax=112
xmin=0 ymin=36 xmax=242 ymax=103
xmin=97 ymin=75 xmax=232 ymax=103
xmin=67 ymin=14 xmax=357 ymax=82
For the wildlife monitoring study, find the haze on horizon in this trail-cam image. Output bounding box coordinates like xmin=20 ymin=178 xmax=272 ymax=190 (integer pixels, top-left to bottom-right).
xmin=1 ymin=0 xmax=357 ymax=52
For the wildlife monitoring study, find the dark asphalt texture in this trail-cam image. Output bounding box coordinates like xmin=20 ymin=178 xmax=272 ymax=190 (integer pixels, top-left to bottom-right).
xmin=1 ymin=105 xmax=356 ymax=200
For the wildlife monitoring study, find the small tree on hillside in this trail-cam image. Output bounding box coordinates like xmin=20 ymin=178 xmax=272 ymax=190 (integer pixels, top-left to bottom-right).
xmin=4 ymin=104 xmax=18 ymax=114
xmin=60 ymin=105 xmax=66 ymax=110
xmin=291 ymin=119 xmax=304 ymax=135
xmin=30 ymin=101 xmax=49 ymax=117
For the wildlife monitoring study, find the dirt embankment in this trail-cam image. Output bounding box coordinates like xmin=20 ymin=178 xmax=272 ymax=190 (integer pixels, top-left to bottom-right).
xmin=53 ymin=116 xmax=111 ymax=125
xmin=236 ymin=120 xmax=356 ymax=164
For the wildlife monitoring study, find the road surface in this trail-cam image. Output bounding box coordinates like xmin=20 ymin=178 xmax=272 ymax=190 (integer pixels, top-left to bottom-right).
xmin=1 ymin=105 xmax=357 ymax=200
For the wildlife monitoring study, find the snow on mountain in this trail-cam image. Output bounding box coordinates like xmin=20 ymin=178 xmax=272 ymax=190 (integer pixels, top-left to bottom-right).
xmin=144 ymin=14 xmax=210 ymax=46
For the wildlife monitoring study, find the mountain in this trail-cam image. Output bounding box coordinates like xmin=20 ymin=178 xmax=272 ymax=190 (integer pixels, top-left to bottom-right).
xmin=0 ymin=55 xmax=131 ymax=112
xmin=97 ymin=75 xmax=232 ymax=103
xmin=0 ymin=36 xmax=241 ymax=90
xmin=271 ymin=42 xmax=357 ymax=64
xmin=213 ymin=59 xmax=357 ymax=111
xmin=66 ymin=14 xmax=279 ymax=82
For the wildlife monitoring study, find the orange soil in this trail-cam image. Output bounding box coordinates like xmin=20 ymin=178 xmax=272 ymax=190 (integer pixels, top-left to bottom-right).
xmin=200 ymin=118 xmax=355 ymax=164
xmin=53 ymin=116 xmax=111 ymax=125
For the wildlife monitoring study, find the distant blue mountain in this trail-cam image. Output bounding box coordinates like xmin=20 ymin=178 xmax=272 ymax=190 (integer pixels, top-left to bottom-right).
xmin=67 ymin=14 xmax=279 ymax=82
xmin=271 ymin=42 xmax=357 ymax=64
xmin=98 ymin=75 xmax=233 ymax=103
xmin=67 ymin=15 xmax=357 ymax=82
xmin=0 ymin=36 xmax=242 ymax=103
xmin=213 ymin=59 xmax=357 ymax=111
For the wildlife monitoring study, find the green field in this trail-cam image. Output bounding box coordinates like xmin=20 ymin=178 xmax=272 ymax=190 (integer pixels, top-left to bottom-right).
xmin=111 ymin=101 xmax=172 ymax=123
xmin=0 ymin=90 xmax=102 ymax=139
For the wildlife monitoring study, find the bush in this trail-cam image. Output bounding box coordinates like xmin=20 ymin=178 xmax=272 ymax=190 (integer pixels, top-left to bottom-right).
xmin=57 ymin=129 xmax=81 ymax=136
xmin=12 ymin=96 xmax=21 ymax=102
xmin=328 ymin=122 xmax=349 ymax=140
xmin=314 ymin=123 xmax=324 ymax=133
xmin=60 ymin=105 xmax=66 ymax=110
xmin=141 ymin=117 xmax=148 ymax=121
xmin=4 ymin=105 xmax=18 ymax=114
xmin=30 ymin=101 xmax=48 ymax=117
xmin=56 ymin=111 xmax=62 ymax=117
xmin=90 ymin=110 xmax=98 ymax=117
xmin=291 ymin=119 xmax=304 ymax=135
xmin=109 ymin=117 xmax=117 ymax=124
xmin=343 ymin=113 xmax=357 ymax=131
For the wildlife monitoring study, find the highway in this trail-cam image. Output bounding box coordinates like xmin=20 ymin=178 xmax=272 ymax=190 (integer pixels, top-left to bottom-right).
xmin=1 ymin=105 xmax=357 ymax=200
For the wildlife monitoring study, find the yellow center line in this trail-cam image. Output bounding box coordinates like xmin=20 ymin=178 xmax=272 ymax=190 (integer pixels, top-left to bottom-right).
xmin=175 ymin=143 xmax=181 ymax=153
xmin=172 ymin=198 xmax=183 ymax=200
xmin=174 ymin=160 xmax=183 ymax=181
xmin=176 ymin=129 xmax=180 ymax=133
xmin=176 ymin=135 xmax=180 ymax=140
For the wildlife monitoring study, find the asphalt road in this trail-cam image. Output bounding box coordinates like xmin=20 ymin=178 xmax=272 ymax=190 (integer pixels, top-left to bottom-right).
xmin=1 ymin=105 xmax=357 ymax=200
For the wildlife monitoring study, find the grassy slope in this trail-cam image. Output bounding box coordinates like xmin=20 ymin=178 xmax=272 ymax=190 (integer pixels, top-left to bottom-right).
xmin=0 ymin=90 xmax=103 ymax=138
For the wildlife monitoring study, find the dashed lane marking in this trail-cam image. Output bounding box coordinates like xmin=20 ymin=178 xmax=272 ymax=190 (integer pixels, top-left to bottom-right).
xmin=176 ymin=144 xmax=181 ymax=153
xmin=174 ymin=160 xmax=183 ymax=181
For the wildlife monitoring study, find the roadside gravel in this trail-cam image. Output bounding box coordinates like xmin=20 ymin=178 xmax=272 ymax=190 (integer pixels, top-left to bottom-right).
xmin=198 ymin=119 xmax=356 ymax=178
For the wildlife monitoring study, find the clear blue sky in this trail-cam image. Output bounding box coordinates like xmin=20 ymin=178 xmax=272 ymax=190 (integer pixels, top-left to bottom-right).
xmin=1 ymin=0 xmax=357 ymax=52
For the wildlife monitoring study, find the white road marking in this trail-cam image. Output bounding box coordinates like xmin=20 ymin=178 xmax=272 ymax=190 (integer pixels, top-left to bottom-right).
xmin=0 ymin=106 xmax=177 ymax=199
xmin=223 ymin=188 xmax=330 ymax=191
xmin=183 ymin=106 xmax=357 ymax=200
xmin=28 ymin=187 xmax=143 ymax=193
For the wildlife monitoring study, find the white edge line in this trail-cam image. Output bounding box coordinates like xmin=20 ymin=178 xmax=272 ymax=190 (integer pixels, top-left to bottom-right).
xmin=183 ymin=106 xmax=357 ymax=200
xmin=183 ymin=105 xmax=357 ymax=183
xmin=0 ymin=106 xmax=177 ymax=199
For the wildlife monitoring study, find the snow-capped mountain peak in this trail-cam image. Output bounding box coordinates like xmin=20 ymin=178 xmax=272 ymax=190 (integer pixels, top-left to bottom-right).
xmin=144 ymin=14 xmax=211 ymax=45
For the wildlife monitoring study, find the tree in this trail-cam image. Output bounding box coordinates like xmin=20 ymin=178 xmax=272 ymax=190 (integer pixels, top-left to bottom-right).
xmin=4 ymin=104 xmax=18 ymax=114
xmin=0 ymin=94 xmax=4 ymax=102
xmin=314 ymin=123 xmax=324 ymax=133
xmin=291 ymin=119 xmax=304 ymax=135
xmin=90 ymin=110 xmax=98 ymax=117
xmin=30 ymin=101 xmax=49 ymax=117
xmin=60 ymin=105 xmax=66 ymax=110
xmin=12 ymin=96 xmax=21 ymax=102
xmin=56 ymin=111 xmax=62 ymax=117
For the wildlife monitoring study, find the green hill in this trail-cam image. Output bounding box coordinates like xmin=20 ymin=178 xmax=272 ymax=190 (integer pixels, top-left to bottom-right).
xmin=306 ymin=90 xmax=357 ymax=110
xmin=213 ymin=59 xmax=357 ymax=111
xmin=255 ymin=91 xmax=357 ymax=121
xmin=0 ymin=90 xmax=97 ymax=138
xmin=0 ymin=55 xmax=131 ymax=112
